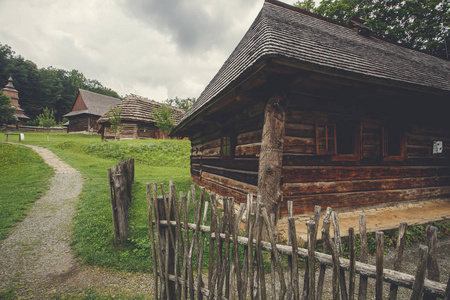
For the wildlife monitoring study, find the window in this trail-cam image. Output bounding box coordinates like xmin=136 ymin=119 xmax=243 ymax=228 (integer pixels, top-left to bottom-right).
xmin=316 ymin=123 xmax=336 ymax=155
xmin=382 ymin=125 xmax=405 ymax=161
xmin=221 ymin=136 xmax=232 ymax=160
xmin=316 ymin=121 xmax=361 ymax=160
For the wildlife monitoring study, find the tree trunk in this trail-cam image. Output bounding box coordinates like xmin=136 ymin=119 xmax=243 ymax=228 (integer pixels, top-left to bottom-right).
xmin=257 ymin=95 xmax=286 ymax=225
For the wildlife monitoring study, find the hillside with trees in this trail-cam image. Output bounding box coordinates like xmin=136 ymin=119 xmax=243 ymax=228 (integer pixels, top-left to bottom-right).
xmin=0 ymin=43 xmax=121 ymax=122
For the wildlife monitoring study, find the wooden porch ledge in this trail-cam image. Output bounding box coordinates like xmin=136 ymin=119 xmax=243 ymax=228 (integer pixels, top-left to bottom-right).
xmin=277 ymin=198 xmax=450 ymax=246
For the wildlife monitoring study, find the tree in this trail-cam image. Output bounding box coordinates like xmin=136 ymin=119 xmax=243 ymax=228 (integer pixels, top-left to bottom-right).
xmin=293 ymin=0 xmax=316 ymax=12
xmin=297 ymin=0 xmax=450 ymax=59
xmin=164 ymin=97 xmax=196 ymax=112
xmin=107 ymin=105 xmax=123 ymax=141
xmin=37 ymin=107 xmax=56 ymax=141
xmin=0 ymin=93 xmax=16 ymax=127
xmin=153 ymin=105 xmax=174 ymax=140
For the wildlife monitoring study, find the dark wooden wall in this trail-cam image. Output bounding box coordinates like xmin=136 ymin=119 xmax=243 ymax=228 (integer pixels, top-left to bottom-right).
xmin=102 ymin=122 xmax=169 ymax=140
xmin=68 ymin=115 xmax=100 ymax=132
xmin=191 ymin=125 xmax=263 ymax=204
xmin=281 ymin=96 xmax=450 ymax=215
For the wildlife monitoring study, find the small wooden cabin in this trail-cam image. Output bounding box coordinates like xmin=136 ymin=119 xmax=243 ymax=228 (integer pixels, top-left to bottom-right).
xmin=63 ymin=89 xmax=121 ymax=133
xmin=171 ymin=0 xmax=450 ymax=218
xmin=97 ymin=94 xmax=185 ymax=140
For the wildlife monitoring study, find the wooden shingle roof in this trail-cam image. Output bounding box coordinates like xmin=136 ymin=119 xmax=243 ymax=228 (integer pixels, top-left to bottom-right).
xmin=174 ymin=0 xmax=450 ymax=134
xmin=97 ymin=94 xmax=185 ymax=125
xmin=64 ymin=89 xmax=122 ymax=118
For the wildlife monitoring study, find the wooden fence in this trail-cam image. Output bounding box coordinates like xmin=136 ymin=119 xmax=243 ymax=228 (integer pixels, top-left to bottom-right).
xmin=108 ymin=158 xmax=134 ymax=243
xmin=147 ymin=181 xmax=449 ymax=300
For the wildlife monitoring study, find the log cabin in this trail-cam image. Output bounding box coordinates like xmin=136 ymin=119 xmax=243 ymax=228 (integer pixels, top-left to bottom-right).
xmin=97 ymin=94 xmax=185 ymax=140
xmin=170 ymin=0 xmax=450 ymax=219
xmin=63 ymin=89 xmax=121 ymax=133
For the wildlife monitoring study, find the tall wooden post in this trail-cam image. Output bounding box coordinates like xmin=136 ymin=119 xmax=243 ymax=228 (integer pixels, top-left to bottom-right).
xmin=257 ymin=95 xmax=286 ymax=225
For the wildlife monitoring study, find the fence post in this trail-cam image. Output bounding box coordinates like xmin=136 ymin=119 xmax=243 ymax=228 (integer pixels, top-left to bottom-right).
xmin=112 ymin=173 xmax=129 ymax=242
xmin=424 ymin=226 xmax=440 ymax=300
xmin=376 ymin=231 xmax=384 ymax=300
xmin=157 ymin=193 xmax=176 ymax=299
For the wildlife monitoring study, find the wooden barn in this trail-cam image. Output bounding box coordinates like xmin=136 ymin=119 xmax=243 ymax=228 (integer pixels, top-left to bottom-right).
xmin=170 ymin=0 xmax=450 ymax=219
xmin=97 ymin=94 xmax=185 ymax=140
xmin=63 ymin=89 xmax=121 ymax=133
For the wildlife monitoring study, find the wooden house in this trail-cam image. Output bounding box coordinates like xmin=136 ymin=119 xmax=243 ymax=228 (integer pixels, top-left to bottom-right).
xmin=97 ymin=94 xmax=185 ymax=140
xmin=63 ymin=89 xmax=121 ymax=133
xmin=170 ymin=0 xmax=450 ymax=219
xmin=2 ymin=77 xmax=30 ymax=126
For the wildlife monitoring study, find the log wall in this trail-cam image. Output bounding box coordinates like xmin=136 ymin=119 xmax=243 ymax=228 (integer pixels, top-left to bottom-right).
xmin=282 ymin=99 xmax=450 ymax=215
xmin=191 ymin=127 xmax=262 ymax=204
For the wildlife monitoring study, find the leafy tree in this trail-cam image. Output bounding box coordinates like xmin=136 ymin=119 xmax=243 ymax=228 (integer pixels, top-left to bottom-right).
xmin=293 ymin=0 xmax=316 ymax=12
xmin=0 ymin=93 xmax=16 ymax=127
xmin=153 ymin=105 xmax=174 ymax=140
xmin=0 ymin=43 xmax=122 ymax=121
xmin=164 ymin=97 xmax=196 ymax=112
xmin=107 ymin=105 xmax=123 ymax=141
xmin=296 ymin=0 xmax=450 ymax=59
xmin=37 ymin=107 xmax=56 ymax=141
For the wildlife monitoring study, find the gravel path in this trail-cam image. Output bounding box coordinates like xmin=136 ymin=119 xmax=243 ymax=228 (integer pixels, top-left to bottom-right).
xmin=0 ymin=145 xmax=154 ymax=299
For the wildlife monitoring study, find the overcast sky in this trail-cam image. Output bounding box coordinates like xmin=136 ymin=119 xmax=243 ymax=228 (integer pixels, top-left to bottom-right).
xmin=0 ymin=0 xmax=306 ymax=102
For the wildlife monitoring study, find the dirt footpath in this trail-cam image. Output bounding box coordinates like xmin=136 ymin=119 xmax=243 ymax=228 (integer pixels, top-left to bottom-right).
xmin=0 ymin=145 xmax=154 ymax=299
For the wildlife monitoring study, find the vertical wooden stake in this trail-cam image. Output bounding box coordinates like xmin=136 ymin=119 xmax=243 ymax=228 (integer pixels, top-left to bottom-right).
xmin=410 ymin=245 xmax=429 ymax=300
xmin=146 ymin=183 xmax=158 ymax=300
xmin=376 ymin=231 xmax=384 ymax=300
xmin=389 ymin=221 xmax=407 ymax=300
xmin=358 ymin=214 xmax=369 ymax=300
xmin=348 ymin=227 xmax=356 ymax=300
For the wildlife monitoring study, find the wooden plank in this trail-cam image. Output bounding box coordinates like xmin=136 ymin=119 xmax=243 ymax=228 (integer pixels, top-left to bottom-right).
xmin=283 ymin=166 xmax=450 ymax=183
xmin=281 ymin=176 xmax=450 ymax=196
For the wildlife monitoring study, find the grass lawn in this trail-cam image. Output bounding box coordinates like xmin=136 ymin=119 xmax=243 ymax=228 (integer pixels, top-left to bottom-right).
xmin=0 ymin=143 xmax=54 ymax=241
xmin=19 ymin=132 xmax=194 ymax=272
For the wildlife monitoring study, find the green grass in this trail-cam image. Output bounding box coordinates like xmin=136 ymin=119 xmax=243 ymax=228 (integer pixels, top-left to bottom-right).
xmin=19 ymin=132 xmax=194 ymax=272
xmin=0 ymin=143 xmax=54 ymax=241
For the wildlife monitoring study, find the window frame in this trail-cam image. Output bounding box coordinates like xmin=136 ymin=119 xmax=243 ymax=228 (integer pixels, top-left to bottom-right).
xmin=315 ymin=122 xmax=337 ymax=155
xmin=220 ymin=136 xmax=233 ymax=161
xmin=382 ymin=125 xmax=406 ymax=161
xmin=315 ymin=121 xmax=361 ymax=161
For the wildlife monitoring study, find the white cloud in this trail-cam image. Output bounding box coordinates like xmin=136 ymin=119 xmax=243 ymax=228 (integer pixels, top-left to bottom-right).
xmin=0 ymin=0 xmax=302 ymax=101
